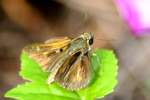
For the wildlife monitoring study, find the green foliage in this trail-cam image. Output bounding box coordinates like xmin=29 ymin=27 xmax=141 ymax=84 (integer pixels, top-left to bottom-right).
xmin=5 ymin=49 xmax=118 ymax=100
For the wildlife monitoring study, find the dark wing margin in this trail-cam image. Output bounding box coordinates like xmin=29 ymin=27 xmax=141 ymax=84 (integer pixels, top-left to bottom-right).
xmin=55 ymin=51 xmax=91 ymax=90
xmin=22 ymin=37 xmax=71 ymax=71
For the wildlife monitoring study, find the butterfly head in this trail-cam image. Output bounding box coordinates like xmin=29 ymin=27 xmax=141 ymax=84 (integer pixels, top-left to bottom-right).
xmin=81 ymin=32 xmax=94 ymax=46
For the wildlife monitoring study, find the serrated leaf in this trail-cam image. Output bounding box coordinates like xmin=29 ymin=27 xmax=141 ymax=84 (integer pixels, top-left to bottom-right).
xmin=5 ymin=49 xmax=118 ymax=100
xmin=5 ymin=82 xmax=79 ymax=100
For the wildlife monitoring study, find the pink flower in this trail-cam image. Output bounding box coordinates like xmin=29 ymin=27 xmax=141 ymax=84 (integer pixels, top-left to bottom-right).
xmin=114 ymin=0 xmax=150 ymax=37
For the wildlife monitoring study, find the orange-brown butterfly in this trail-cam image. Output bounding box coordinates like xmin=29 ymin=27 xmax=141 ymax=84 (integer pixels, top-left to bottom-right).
xmin=23 ymin=32 xmax=94 ymax=90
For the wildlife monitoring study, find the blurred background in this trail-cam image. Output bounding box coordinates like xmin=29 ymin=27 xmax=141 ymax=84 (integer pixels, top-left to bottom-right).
xmin=0 ymin=0 xmax=150 ymax=100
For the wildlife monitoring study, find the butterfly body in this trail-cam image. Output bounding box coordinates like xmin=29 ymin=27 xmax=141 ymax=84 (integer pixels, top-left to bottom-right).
xmin=23 ymin=32 xmax=93 ymax=90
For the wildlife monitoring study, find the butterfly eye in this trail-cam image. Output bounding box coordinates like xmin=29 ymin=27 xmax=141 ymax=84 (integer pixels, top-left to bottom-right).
xmin=89 ymin=38 xmax=93 ymax=45
xmin=60 ymin=48 xmax=63 ymax=52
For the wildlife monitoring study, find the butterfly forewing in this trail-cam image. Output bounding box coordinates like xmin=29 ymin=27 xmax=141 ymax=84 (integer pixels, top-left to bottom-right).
xmin=55 ymin=51 xmax=91 ymax=90
xmin=23 ymin=37 xmax=71 ymax=71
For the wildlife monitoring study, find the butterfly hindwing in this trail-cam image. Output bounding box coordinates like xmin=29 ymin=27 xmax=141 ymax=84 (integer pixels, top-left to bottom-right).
xmin=55 ymin=51 xmax=91 ymax=90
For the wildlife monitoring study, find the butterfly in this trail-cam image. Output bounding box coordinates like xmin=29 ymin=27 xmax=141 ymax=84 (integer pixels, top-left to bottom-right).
xmin=23 ymin=32 xmax=94 ymax=90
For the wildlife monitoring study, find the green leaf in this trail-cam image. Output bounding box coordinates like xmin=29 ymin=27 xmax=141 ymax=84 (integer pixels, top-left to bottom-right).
xmin=5 ymin=49 xmax=118 ymax=100
xmin=5 ymin=82 xmax=79 ymax=100
xmin=19 ymin=52 xmax=49 ymax=83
